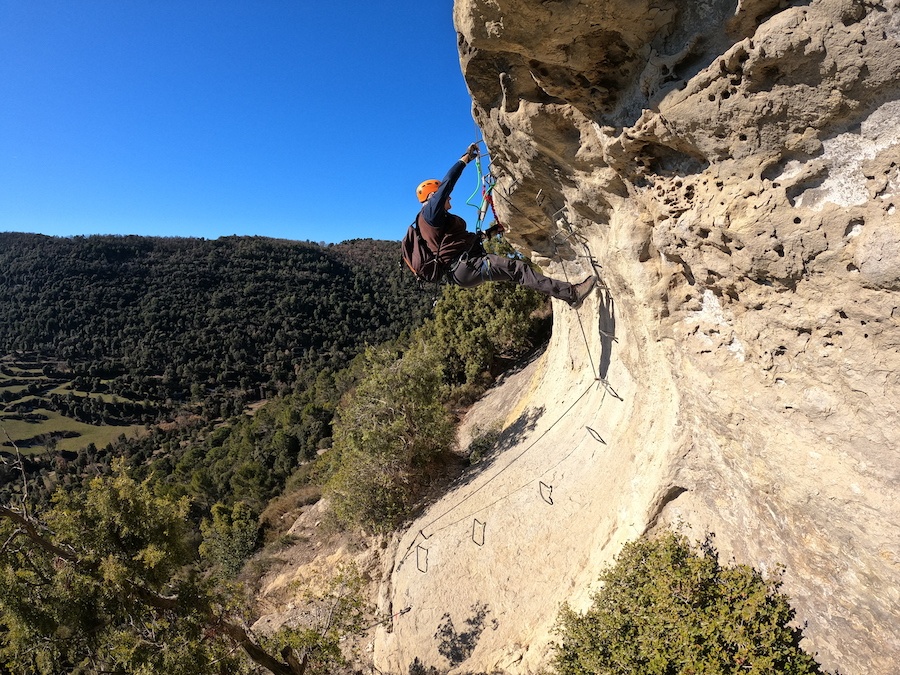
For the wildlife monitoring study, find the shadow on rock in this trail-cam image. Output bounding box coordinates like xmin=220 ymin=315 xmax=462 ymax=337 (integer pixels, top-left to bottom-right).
xmin=462 ymin=405 xmax=546 ymax=479
xmin=598 ymin=287 xmax=616 ymax=381
xmin=433 ymin=602 xmax=499 ymax=668
xmin=497 ymin=405 xmax=544 ymax=452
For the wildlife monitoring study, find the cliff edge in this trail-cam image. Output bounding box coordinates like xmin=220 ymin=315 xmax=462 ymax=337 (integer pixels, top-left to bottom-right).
xmin=375 ymin=1 xmax=900 ymax=673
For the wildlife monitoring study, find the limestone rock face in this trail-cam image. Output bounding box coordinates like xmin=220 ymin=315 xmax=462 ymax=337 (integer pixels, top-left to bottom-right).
xmin=375 ymin=2 xmax=900 ymax=674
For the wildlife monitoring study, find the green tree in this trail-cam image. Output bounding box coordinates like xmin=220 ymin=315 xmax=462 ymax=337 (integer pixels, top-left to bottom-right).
xmin=552 ymin=530 xmax=829 ymax=675
xmin=326 ymin=342 xmax=454 ymax=532
xmin=0 ymin=461 xmax=239 ymax=674
xmin=424 ymin=240 xmax=545 ymax=386
xmin=0 ymin=460 xmax=359 ymax=674
xmin=200 ymin=500 xmax=260 ymax=577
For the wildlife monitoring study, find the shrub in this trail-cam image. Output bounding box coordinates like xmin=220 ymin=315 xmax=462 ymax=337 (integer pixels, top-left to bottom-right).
xmin=259 ymin=484 xmax=322 ymax=541
xmin=423 ymin=239 xmax=546 ymax=387
xmin=199 ymin=500 xmax=260 ymax=577
xmin=552 ymin=530 xmax=830 ymax=675
xmin=325 ymin=343 xmax=454 ymax=532
xmin=466 ymin=422 xmax=503 ymax=465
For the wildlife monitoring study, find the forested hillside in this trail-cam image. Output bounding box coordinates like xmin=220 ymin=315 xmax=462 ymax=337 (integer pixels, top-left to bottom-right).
xmin=0 ymin=233 xmax=430 ymax=410
xmin=0 ymin=232 xmax=434 ymax=508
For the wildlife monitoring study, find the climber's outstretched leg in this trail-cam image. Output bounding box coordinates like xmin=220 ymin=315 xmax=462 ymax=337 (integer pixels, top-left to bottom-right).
xmin=450 ymin=252 xmax=595 ymax=307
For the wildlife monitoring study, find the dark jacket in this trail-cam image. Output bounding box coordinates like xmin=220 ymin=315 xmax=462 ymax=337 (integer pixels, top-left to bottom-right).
xmin=418 ymin=160 xmax=478 ymax=265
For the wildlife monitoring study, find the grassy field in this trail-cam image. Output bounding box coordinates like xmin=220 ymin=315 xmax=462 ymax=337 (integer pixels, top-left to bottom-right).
xmin=1 ymin=355 xmax=147 ymax=456
xmin=1 ymin=408 xmax=145 ymax=454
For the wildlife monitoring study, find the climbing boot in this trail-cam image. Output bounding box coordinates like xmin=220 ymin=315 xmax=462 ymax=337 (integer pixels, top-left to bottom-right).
xmin=568 ymin=276 xmax=596 ymax=308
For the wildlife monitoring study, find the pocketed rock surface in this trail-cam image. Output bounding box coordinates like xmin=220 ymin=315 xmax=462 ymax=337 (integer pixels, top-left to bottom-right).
xmin=374 ymin=2 xmax=900 ymax=673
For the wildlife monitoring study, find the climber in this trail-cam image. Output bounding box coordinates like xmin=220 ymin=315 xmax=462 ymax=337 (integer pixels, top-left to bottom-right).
xmin=414 ymin=143 xmax=596 ymax=307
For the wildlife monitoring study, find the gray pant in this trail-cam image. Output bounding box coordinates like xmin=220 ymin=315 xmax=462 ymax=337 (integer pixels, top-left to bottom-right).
xmin=448 ymin=252 xmax=577 ymax=303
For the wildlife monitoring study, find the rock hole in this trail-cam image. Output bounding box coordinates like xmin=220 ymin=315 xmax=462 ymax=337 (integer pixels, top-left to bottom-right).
xmin=793 ymin=217 xmax=802 ymax=224
xmin=847 ymin=263 xmax=859 ymax=273
xmin=721 ymin=90 xmax=731 ymax=100
xmin=638 ymin=240 xmax=652 ymax=262
xmin=840 ymin=4 xmax=866 ymax=25
xmin=657 ymin=485 xmax=688 ymax=513
xmin=844 ymin=218 xmax=864 ymax=237
xmin=739 ymin=133 xmax=747 ymax=141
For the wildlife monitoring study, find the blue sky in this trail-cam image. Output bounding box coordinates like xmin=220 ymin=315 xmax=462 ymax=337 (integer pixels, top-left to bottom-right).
xmin=0 ymin=1 xmax=482 ymax=243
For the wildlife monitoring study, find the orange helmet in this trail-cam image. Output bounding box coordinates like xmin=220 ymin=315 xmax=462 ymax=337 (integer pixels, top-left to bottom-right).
xmin=416 ymin=179 xmax=441 ymax=203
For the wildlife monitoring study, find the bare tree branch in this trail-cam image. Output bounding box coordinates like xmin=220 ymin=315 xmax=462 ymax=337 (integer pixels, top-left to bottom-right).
xmin=0 ymin=505 xmax=74 ymax=562
xmin=218 ymin=619 xmax=302 ymax=675
xmin=1 ymin=422 xmax=29 ymax=514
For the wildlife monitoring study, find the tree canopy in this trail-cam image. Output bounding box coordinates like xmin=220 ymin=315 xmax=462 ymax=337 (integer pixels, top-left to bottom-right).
xmin=0 ymin=460 xmax=369 ymax=675
xmin=552 ymin=531 xmax=830 ymax=675
xmin=0 ymin=233 xmax=431 ymax=409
